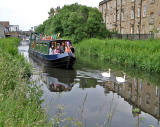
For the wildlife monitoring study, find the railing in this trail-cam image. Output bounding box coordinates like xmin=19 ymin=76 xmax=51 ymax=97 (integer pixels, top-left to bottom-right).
xmin=110 ymin=34 xmax=154 ymax=40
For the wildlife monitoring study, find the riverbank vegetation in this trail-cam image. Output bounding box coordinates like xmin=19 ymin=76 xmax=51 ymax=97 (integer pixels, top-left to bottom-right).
xmin=75 ymin=38 xmax=160 ymax=73
xmin=35 ymin=3 xmax=111 ymax=43
xmin=0 ymin=38 xmax=49 ymax=127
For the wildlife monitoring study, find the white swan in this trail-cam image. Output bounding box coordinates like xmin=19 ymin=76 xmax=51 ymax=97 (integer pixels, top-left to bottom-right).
xmin=101 ymin=69 xmax=111 ymax=78
xmin=116 ymin=73 xmax=126 ymax=83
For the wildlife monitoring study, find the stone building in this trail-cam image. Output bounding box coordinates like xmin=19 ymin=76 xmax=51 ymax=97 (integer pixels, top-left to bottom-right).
xmin=0 ymin=21 xmax=9 ymax=32
xmin=99 ymin=0 xmax=160 ymax=34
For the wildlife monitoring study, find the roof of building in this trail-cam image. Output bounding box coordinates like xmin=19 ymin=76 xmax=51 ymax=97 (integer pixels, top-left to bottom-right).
xmin=0 ymin=21 xmax=9 ymax=28
xmin=99 ymin=0 xmax=111 ymax=6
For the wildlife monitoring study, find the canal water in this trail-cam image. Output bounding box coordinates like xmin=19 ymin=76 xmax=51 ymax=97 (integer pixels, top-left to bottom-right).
xmin=19 ymin=40 xmax=160 ymax=127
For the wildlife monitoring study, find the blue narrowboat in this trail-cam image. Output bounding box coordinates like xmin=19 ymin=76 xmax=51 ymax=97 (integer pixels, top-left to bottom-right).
xmin=29 ymin=34 xmax=76 ymax=69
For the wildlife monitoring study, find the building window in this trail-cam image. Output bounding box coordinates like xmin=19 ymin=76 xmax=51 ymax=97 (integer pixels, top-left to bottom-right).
xmin=122 ymin=0 xmax=126 ymax=4
xmin=114 ymin=14 xmax=116 ymax=22
xmin=131 ymin=9 xmax=134 ymax=19
xmin=143 ymin=5 xmax=147 ymax=17
xmin=104 ymin=4 xmax=106 ymax=12
xmin=137 ymin=8 xmax=140 ymax=17
xmin=114 ymin=1 xmax=116 ymax=8
xmin=131 ymin=25 xmax=134 ymax=34
xmin=149 ymin=12 xmax=154 ymax=25
xmin=150 ymin=0 xmax=155 ymax=4
xmin=121 ymin=8 xmax=125 ymax=20
xmin=137 ymin=25 xmax=139 ymax=34
xmin=117 ymin=13 xmax=120 ymax=21
xmin=154 ymin=106 xmax=158 ymax=116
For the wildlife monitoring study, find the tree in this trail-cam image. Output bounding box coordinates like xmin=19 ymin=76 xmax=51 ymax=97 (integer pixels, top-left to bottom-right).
xmin=35 ymin=3 xmax=111 ymax=43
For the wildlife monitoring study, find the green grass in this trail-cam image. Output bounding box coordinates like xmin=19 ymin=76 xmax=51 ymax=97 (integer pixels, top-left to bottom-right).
xmin=0 ymin=38 xmax=50 ymax=127
xmin=75 ymin=38 xmax=160 ymax=73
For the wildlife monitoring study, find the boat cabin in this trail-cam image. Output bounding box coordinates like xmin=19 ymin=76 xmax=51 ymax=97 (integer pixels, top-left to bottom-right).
xmin=30 ymin=34 xmax=74 ymax=55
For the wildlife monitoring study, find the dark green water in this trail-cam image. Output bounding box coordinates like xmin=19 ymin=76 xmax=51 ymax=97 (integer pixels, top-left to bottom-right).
xmin=19 ymin=41 xmax=160 ymax=127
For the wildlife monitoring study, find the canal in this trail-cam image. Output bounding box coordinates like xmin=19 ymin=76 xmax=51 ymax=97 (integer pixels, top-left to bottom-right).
xmin=19 ymin=40 xmax=160 ymax=127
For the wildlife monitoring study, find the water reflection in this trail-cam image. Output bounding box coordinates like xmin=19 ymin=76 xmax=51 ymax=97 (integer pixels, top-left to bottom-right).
xmin=102 ymin=80 xmax=160 ymax=119
xmin=78 ymin=69 xmax=160 ymax=123
xmin=75 ymin=70 xmax=160 ymax=126
xmin=41 ymin=67 xmax=76 ymax=92
xmin=43 ymin=66 xmax=76 ymax=85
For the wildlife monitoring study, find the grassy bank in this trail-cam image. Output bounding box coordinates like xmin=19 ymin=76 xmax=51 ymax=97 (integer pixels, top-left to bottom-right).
xmin=75 ymin=38 xmax=160 ymax=73
xmin=0 ymin=38 xmax=50 ymax=127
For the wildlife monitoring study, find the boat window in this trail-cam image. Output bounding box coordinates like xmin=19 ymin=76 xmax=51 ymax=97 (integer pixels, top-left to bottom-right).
xmin=31 ymin=34 xmax=35 ymax=40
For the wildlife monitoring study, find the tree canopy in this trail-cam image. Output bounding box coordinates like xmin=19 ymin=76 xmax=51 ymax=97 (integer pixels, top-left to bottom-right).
xmin=35 ymin=3 xmax=110 ymax=43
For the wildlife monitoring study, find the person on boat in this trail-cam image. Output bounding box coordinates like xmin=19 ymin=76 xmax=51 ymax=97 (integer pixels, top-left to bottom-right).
xmin=54 ymin=46 xmax=60 ymax=54
xmin=60 ymin=42 xmax=65 ymax=53
xmin=49 ymin=45 xmax=53 ymax=55
xmin=65 ymin=41 xmax=71 ymax=53
xmin=65 ymin=45 xmax=71 ymax=53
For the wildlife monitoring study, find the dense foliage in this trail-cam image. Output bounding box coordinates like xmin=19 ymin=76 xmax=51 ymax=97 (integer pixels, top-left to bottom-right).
xmin=35 ymin=3 xmax=110 ymax=43
xmin=0 ymin=38 xmax=50 ymax=127
xmin=75 ymin=38 xmax=160 ymax=73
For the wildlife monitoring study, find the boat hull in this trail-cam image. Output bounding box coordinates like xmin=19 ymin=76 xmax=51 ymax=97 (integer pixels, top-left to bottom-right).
xmin=29 ymin=49 xmax=76 ymax=69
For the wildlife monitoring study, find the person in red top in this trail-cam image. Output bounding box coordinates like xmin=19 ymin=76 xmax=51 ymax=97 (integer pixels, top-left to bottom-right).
xmin=65 ymin=45 xmax=71 ymax=53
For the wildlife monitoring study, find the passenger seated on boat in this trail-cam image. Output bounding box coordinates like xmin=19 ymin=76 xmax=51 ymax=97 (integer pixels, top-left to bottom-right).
xmin=60 ymin=42 xmax=65 ymax=53
xmin=49 ymin=46 xmax=54 ymax=55
xmin=65 ymin=41 xmax=71 ymax=53
xmin=65 ymin=45 xmax=71 ymax=53
xmin=53 ymin=46 xmax=60 ymax=54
